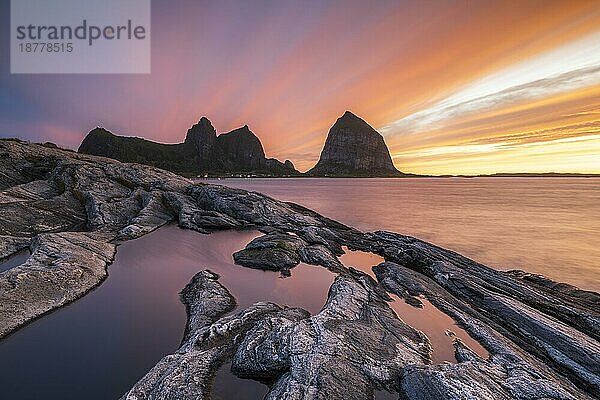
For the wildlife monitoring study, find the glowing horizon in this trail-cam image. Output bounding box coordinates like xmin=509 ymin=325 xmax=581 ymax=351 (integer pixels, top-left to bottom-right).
xmin=382 ymin=29 xmax=600 ymax=175
xmin=1 ymin=0 xmax=599 ymax=175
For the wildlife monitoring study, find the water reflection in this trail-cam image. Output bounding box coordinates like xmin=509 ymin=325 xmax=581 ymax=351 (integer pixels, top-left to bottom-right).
xmin=213 ymin=363 xmax=268 ymax=400
xmin=0 ymin=226 xmax=334 ymax=400
xmin=207 ymin=178 xmax=600 ymax=292
xmin=388 ymin=294 xmax=488 ymax=363
xmin=339 ymin=247 xmax=488 ymax=363
xmin=339 ymin=247 xmax=384 ymax=279
xmin=0 ymin=249 xmax=30 ymax=273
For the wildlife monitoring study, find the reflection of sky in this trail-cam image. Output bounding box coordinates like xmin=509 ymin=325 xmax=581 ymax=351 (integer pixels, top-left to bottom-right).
xmin=338 ymin=246 xmax=488 ymax=363
xmin=212 ymin=178 xmax=600 ymax=293
xmin=0 ymin=226 xmax=335 ymax=399
xmin=124 ymin=226 xmax=336 ymax=314
xmin=1 ymin=0 xmax=599 ymax=174
xmin=388 ymin=294 xmax=489 ymax=364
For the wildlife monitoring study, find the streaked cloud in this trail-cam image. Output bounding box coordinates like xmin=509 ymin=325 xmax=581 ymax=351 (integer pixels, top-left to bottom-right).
xmin=380 ymin=28 xmax=600 ymax=175
xmin=381 ymin=31 xmax=600 ymax=136
xmin=1 ymin=0 xmax=600 ymax=174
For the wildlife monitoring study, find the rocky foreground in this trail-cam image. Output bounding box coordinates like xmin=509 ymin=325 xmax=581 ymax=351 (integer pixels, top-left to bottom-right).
xmin=0 ymin=138 xmax=598 ymax=400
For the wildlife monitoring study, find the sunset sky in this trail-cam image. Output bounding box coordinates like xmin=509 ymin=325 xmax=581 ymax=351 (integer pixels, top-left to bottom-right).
xmin=1 ymin=0 xmax=599 ymax=174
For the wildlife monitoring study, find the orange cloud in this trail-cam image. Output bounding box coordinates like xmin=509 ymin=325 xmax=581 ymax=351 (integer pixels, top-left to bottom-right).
xmin=5 ymin=1 xmax=600 ymax=174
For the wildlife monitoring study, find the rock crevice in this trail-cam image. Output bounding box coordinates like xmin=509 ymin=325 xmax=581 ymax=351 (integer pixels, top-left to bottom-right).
xmin=1 ymin=139 xmax=597 ymax=399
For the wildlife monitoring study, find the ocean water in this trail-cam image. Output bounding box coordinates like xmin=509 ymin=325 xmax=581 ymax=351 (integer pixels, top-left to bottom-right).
xmin=205 ymin=177 xmax=600 ymax=292
xmin=0 ymin=177 xmax=597 ymax=399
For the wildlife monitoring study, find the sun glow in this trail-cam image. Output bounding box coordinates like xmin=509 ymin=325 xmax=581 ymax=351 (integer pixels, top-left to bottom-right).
xmin=382 ymin=30 xmax=600 ymax=175
xmin=2 ymin=1 xmax=600 ymax=175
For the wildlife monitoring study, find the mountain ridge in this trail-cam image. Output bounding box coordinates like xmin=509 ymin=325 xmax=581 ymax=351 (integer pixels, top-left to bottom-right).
xmin=78 ymin=111 xmax=407 ymax=177
xmin=78 ymin=118 xmax=298 ymax=176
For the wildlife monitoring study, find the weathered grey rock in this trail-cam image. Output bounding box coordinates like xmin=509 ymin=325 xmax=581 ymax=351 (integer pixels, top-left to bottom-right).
xmin=506 ymin=269 xmax=600 ymax=312
xmin=298 ymin=225 xmax=345 ymax=255
xmin=233 ymin=274 xmax=430 ymax=399
xmin=123 ymin=267 xmax=429 ymax=400
xmin=121 ymin=268 xmax=237 ymax=400
xmin=298 ymin=244 xmax=344 ymax=272
xmin=233 ymin=232 xmax=307 ymax=272
xmin=233 ymin=230 xmax=347 ymax=275
xmin=0 ymin=235 xmax=30 ymax=259
xmin=400 ymin=359 xmax=578 ymax=400
xmin=0 ymin=139 xmax=349 ymax=338
xmin=1 ymin=139 xmax=598 ymax=399
xmin=116 ymin=189 xmax=174 ymax=241
xmin=0 ymin=231 xmax=115 ymax=338
xmin=370 ymin=240 xmax=599 ymax=398
xmin=122 ymin=269 xmax=302 ymax=400
xmin=163 ymin=191 xmax=243 ymax=234
xmin=179 ymin=270 xmax=236 ymax=343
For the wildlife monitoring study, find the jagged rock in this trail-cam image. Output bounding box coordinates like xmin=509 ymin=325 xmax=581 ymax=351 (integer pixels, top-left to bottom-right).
xmin=0 ymin=181 xmax=86 ymax=236
xmin=308 ymin=111 xmax=405 ymax=177
xmin=184 ymin=117 xmax=217 ymax=169
xmin=179 ymin=270 xmax=236 ymax=343
xmin=233 ymin=274 xmax=430 ymax=399
xmin=284 ymin=160 xmax=295 ymax=170
xmin=298 ymin=225 xmax=345 ymax=255
xmin=78 ymin=127 xmax=197 ymax=174
xmin=369 ymin=239 xmax=599 ymax=398
xmin=123 ymin=267 xmax=429 ymax=400
xmin=0 ymin=139 xmax=348 ymax=338
xmin=0 ymin=231 xmax=115 ymax=338
xmin=505 ymin=269 xmax=600 ymax=311
xmin=212 ymin=125 xmax=266 ymax=172
xmin=0 ymin=235 xmax=30 ymax=259
xmin=163 ymin=191 xmax=243 ymax=233
xmin=233 ymin=231 xmax=347 ymax=274
xmin=1 ymin=139 xmax=598 ymax=399
xmin=116 ymin=189 xmax=174 ymax=241
xmin=122 ymin=269 xmax=302 ymax=400
xmin=298 ymin=244 xmax=344 ymax=272
xmin=400 ymin=359 xmax=578 ymax=400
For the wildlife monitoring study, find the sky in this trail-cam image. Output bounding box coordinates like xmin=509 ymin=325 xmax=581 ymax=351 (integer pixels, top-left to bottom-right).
xmin=1 ymin=0 xmax=600 ymax=175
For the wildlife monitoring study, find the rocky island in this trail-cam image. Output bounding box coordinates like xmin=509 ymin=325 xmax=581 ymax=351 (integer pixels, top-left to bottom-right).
xmin=308 ymin=111 xmax=406 ymax=177
xmin=0 ymin=138 xmax=598 ymax=399
xmin=78 ymin=117 xmax=298 ymax=177
xmin=78 ymin=111 xmax=411 ymax=178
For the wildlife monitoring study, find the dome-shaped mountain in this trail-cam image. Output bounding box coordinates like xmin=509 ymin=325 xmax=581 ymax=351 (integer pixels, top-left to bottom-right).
xmin=308 ymin=111 xmax=404 ymax=176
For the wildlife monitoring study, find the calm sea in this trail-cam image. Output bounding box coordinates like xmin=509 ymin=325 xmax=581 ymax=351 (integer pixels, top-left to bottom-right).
xmin=0 ymin=176 xmax=597 ymax=399
xmin=204 ymin=177 xmax=600 ymax=292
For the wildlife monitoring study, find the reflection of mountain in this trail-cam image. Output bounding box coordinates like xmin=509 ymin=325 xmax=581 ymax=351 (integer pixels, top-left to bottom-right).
xmin=78 ymin=117 xmax=298 ymax=176
xmin=308 ymin=111 xmax=405 ymax=177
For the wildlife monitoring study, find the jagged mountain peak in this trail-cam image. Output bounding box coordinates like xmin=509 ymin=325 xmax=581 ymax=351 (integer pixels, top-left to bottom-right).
xmin=334 ymin=111 xmax=378 ymax=132
xmin=221 ymin=124 xmax=254 ymax=137
xmin=185 ymin=117 xmax=217 ymax=143
xmin=79 ymin=116 xmax=298 ymax=176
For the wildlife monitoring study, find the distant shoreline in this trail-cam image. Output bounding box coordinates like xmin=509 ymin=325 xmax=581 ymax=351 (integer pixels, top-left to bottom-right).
xmin=195 ymin=173 xmax=600 ymax=179
xmin=4 ymin=139 xmax=598 ymax=179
